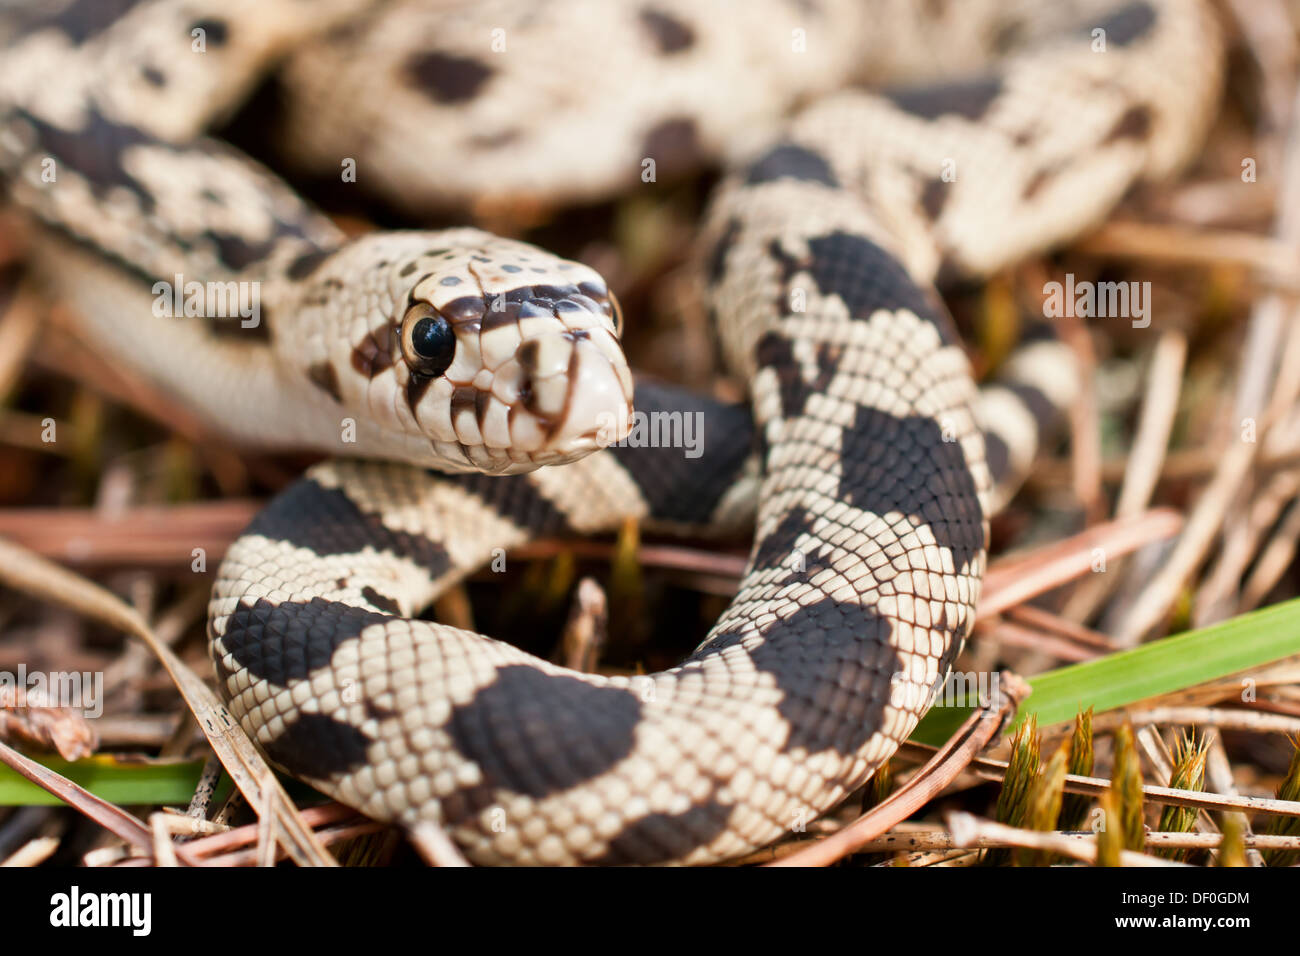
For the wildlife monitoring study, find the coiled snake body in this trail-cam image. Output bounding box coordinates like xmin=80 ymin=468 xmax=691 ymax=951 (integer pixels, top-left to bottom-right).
xmin=0 ymin=0 xmax=1222 ymax=864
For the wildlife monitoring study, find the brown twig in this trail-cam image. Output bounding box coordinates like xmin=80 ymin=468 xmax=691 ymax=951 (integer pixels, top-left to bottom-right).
xmin=957 ymin=752 xmax=1300 ymax=819
xmin=843 ymin=823 xmax=1300 ymax=855
xmin=978 ymin=509 xmax=1184 ymax=617
xmin=1076 ymin=220 xmax=1300 ymax=289
xmin=561 ymin=577 xmax=608 ymax=672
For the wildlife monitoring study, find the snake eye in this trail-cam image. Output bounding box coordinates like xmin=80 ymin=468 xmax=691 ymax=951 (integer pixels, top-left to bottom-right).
xmin=400 ymin=302 xmax=456 ymax=377
xmin=606 ymin=290 xmax=624 ymax=339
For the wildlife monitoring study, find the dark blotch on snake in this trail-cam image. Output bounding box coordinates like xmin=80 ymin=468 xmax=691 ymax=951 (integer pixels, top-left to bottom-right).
xmin=307 ymin=362 xmax=342 ymax=403
xmin=1088 ymin=1 xmax=1157 ymax=47
xmin=207 ymin=311 xmax=271 ymax=344
xmin=992 ymin=19 xmax=1026 ymax=53
xmin=639 ymin=8 xmax=695 ymax=54
xmin=287 ymin=248 xmax=332 ymax=280
xmin=189 ymin=18 xmax=229 ymax=47
xmin=983 ymin=431 xmax=1011 ymax=487
xmin=1104 ymin=105 xmax=1153 ymax=144
xmin=444 ymin=471 xmax=574 ymax=537
xmin=405 ymin=51 xmax=493 ymax=104
xmin=517 ymin=301 xmax=550 ymax=322
xmin=696 ymin=597 xmax=906 ymax=755
xmin=755 ymin=334 xmax=844 ymax=422
xmin=751 ymin=509 xmax=833 ymax=577
xmin=351 ymin=327 xmax=395 ymax=378
xmin=262 ymin=713 xmax=372 ymax=779
xmin=361 ymin=586 xmax=402 ymax=615
xmin=802 ymin=231 xmax=952 ymax=337
xmin=245 ymin=480 xmax=454 ymax=578
xmin=920 ymin=178 xmax=950 ymax=219
xmin=406 ymin=374 xmax=434 ymax=413
xmin=608 ymin=382 xmax=755 ymax=525
xmin=364 ymin=699 xmax=398 ymax=721
xmin=838 ymin=408 xmax=985 ymax=573
xmin=15 ymin=108 xmax=154 ymax=208
xmin=707 ymin=218 xmax=742 ymax=285
xmin=745 ymin=144 xmax=839 ymax=188
xmin=1003 ymin=381 xmax=1064 ymax=433
xmin=219 ymin=597 xmax=392 ymax=687
xmin=446 ymin=665 xmax=643 ymax=798
xmin=588 ymin=803 xmax=735 ymax=865
xmin=208 ymin=231 xmax=280 ymax=272
xmin=480 ymin=298 xmax=522 ymax=332
xmin=517 ymin=339 xmax=540 ymax=372
xmin=44 ymin=0 xmax=142 ymax=44
xmin=639 ymin=117 xmax=701 ymax=174
xmin=531 ymin=283 xmax=581 ymax=303
xmin=439 ymin=296 xmax=487 ymax=327
xmin=883 ymin=75 xmax=1002 ymax=121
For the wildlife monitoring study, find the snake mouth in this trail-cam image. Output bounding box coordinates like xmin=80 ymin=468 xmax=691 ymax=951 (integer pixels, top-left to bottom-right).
xmin=536 ymin=337 xmax=634 ymax=453
xmin=415 ymin=332 xmax=633 ymax=473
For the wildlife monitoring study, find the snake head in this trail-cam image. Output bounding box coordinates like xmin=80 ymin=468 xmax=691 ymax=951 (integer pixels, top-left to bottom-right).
xmin=293 ymin=231 xmax=633 ymax=474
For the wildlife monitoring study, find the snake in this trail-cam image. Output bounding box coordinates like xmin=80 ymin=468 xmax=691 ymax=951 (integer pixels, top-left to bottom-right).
xmin=0 ymin=0 xmax=1223 ymax=864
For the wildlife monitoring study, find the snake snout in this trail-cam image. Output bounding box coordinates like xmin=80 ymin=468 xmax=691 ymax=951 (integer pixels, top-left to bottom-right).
xmin=540 ymin=336 xmax=634 ymax=453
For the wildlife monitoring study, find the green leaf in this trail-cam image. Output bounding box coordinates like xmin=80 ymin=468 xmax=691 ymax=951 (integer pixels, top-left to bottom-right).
xmin=0 ymin=755 xmax=212 ymax=806
xmin=911 ymin=596 xmax=1300 ymax=746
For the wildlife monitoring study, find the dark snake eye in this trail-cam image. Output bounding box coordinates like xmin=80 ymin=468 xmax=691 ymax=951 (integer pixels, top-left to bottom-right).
xmin=400 ymin=302 xmax=456 ymax=377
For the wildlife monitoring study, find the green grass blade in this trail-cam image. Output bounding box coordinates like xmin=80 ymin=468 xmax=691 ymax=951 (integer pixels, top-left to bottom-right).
xmin=0 ymin=756 xmax=211 ymax=806
xmin=911 ymin=596 xmax=1300 ymax=746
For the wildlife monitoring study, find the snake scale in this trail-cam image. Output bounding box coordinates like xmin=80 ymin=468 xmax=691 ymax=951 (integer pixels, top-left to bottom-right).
xmin=0 ymin=0 xmax=1222 ymax=864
